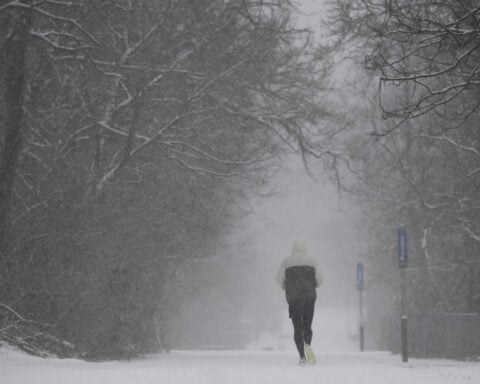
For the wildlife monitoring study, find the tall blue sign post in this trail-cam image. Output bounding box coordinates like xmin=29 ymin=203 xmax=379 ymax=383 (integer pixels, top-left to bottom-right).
xmin=397 ymin=225 xmax=408 ymax=362
xmin=356 ymin=261 xmax=365 ymax=351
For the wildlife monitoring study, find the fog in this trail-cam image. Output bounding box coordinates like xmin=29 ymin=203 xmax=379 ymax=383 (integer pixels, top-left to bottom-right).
xmin=171 ymin=156 xmax=363 ymax=351
xmin=168 ymin=1 xmax=365 ymax=352
xmin=242 ymin=158 xmax=362 ymax=349
xmin=3 ymin=0 xmax=480 ymax=365
xmin=2 ymin=0 xmax=369 ymax=360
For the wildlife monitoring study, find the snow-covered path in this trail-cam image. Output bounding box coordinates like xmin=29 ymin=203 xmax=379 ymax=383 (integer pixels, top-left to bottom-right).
xmin=3 ymin=347 xmax=480 ymax=384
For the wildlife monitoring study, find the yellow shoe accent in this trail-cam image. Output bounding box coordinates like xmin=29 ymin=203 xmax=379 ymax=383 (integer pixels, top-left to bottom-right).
xmin=304 ymin=344 xmax=317 ymax=365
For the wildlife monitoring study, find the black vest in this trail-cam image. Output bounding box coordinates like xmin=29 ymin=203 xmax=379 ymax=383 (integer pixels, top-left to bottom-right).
xmin=284 ymin=265 xmax=317 ymax=304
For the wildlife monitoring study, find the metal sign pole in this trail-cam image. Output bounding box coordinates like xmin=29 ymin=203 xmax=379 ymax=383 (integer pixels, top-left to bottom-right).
xmin=356 ymin=262 xmax=365 ymax=352
xmin=359 ymin=290 xmax=364 ymax=351
xmin=397 ymin=226 xmax=408 ymax=362
xmin=400 ymin=267 xmax=408 ymax=362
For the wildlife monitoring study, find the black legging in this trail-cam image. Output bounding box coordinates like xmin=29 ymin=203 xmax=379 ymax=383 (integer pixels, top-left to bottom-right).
xmin=289 ymin=299 xmax=315 ymax=358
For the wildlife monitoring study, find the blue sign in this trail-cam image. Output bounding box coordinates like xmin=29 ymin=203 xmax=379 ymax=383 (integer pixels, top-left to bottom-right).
xmin=397 ymin=226 xmax=408 ymax=267
xmin=356 ymin=262 xmax=364 ymax=291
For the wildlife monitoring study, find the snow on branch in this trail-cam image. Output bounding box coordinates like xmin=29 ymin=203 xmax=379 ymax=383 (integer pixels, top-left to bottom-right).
xmin=0 ymin=303 xmax=28 ymax=322
xmin=30 ymin=30 xmax=92 ymax=52
xmin=419 ymin=134 xmax=480 ymax=157
xmin=162 ymin=140 xmax=275 ymax=166
xmin=31 ymin=4 xmax=100 ymax=45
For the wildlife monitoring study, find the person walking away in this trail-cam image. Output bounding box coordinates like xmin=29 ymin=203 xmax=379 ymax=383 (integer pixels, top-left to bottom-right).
xmin=277 ymin=240 xmax=323 ymax=365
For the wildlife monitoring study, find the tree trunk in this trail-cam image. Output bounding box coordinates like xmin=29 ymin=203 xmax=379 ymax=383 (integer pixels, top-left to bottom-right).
xmin=0 ymin=6 xmax=31 ymax=252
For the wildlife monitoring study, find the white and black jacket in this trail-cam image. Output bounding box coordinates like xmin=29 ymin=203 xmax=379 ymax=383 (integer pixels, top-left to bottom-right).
xmin=277 ymin=241 xmax=323 ymax=304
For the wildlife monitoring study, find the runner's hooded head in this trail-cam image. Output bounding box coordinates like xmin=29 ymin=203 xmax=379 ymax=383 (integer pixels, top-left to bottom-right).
xmin=290 ymin=239 xmax=310 ymax=262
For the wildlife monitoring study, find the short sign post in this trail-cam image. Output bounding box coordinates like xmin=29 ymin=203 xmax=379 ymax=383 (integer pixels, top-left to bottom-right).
xmin=397 ymin=225 xmax=408 ymax=362
xmin=356 ymin=261 xmax=365 ymax=351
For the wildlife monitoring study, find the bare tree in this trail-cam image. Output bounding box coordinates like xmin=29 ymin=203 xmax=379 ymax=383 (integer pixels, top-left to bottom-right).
xmin=1 ymin=0 xmax=337 ymax=358
xmin=327 ymin=0 xmax=480 ymax=131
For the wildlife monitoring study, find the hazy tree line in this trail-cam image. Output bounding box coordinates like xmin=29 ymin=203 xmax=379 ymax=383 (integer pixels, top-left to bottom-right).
xmin=325 ymin=0 xmax=480 ymax=354
xmin=0 ymin=0 xmax=336 ymax=359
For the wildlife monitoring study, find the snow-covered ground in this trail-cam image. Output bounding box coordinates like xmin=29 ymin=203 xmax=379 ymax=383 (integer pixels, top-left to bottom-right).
xmin=3 ymin=307 xmax=478 ymax=383
xmin=2 ymin=345 xmax=480 ymax=384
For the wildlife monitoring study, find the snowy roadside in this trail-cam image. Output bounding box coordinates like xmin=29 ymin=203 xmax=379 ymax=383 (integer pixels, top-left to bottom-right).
xmin=2 ymin=344 xmax=480 ymax=384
